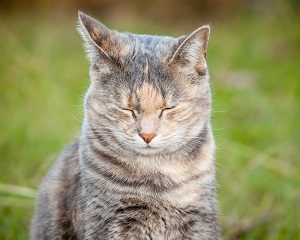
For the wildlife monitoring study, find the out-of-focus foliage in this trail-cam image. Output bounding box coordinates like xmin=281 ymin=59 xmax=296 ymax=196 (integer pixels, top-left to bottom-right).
xmin=0 ymin=0 xmax=299 ymax=239
xmin=1 ymin=0 xmax=299 ymax=25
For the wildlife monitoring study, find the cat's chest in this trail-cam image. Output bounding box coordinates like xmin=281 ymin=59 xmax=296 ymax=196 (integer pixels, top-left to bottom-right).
xmin=81 ymin=196 xmax=201 ymax=239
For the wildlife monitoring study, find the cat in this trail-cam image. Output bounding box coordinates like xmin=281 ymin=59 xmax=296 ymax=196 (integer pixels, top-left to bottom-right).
xmin=30 ymin=11 xmax=221 ymax=240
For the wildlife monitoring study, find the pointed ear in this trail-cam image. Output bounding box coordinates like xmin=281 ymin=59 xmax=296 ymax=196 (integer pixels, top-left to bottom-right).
xmin=78 ymin=11 xmax=117 ymax=62
xmin=169 ymin=25 xmax=210 ymax=73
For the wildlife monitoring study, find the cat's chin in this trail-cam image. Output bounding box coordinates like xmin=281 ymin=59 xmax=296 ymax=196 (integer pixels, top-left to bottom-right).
xmin=134 ymin=146 xmax=163 ymax=155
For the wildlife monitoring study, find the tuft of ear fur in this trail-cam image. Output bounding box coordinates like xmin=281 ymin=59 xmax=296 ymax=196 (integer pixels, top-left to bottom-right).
xmin=169 ymin=25 xmax=210 ymax=73
xmin=77 ymin=11 xmax=117 ymax=62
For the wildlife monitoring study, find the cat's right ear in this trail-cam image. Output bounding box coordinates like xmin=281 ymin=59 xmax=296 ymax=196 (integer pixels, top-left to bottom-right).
xmin=168 ymin=26 xmax=210 ymax=74
xmin=78 ymin=11 xmax=116 ymax=62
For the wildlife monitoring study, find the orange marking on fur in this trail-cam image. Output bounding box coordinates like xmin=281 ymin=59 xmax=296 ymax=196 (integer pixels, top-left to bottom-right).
xmin=101 ymin=39 xmax=110 ymax=52
xmin=136 ymin=83 xmax=164 ymax=115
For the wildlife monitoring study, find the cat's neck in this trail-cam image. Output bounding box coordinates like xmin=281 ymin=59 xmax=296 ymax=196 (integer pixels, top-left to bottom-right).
xmin=79 ymin=130 xmax=216 ymax=207
xmin=79 ymin=121 xmax=215 ymax=193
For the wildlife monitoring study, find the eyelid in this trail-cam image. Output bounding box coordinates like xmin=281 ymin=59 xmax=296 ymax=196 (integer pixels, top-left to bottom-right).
xmin=163 ymin=106 xmax=176 ymax=110
xmin=159 ymin=106 xmax=176 ymax=118
xmin=120 ymin=107 xmax=136 ymax=117
xmin=120 ymin=107 xmax=133 ymax=111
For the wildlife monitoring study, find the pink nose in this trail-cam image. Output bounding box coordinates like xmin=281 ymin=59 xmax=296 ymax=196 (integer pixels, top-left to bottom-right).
xmin=140 ymin=132 xmax=157 ymax=143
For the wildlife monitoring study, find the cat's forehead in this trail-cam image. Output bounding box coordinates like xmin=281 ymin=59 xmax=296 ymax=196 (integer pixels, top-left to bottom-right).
xmin=121 ymin=33 xmax=178 ymax=61
xmin=99 ymin=34 xmax=190 ymax=107
xmin=129 ymin=82 xmax=167 ymax=114
xmin=116 ymin=37 xmax=180 ymax=110
xmin=122 ymin=56 xmax=177 ymax=110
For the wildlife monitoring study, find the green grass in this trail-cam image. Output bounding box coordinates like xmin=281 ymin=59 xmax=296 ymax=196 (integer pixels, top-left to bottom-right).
xmin=0 ymin=12 xmax=299 ymax=239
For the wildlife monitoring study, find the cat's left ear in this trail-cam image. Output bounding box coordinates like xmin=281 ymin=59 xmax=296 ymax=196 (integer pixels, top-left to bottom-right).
xmin=77 ymin=11 xmax=118 ymax=63
xmin=169 ymin=25 xmax=210 ymax=73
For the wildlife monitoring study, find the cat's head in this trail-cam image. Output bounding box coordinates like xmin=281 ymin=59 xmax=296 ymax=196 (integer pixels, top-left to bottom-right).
xmin=78 ymin=12 xmax=211 ymax=156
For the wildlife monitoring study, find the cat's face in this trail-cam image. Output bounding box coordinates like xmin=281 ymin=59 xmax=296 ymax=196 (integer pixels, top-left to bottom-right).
xmin=79 ymin=12 xmax=211 ymax=155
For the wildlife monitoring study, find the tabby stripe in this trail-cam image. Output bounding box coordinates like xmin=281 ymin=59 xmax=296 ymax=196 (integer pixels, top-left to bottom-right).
xmin=88 ymin=138 xmax=132 ymax=174
xmin=83 ymin=154 xmax=180 ymax=193
xmin=177 ymin=122 xmax=209 ymax=160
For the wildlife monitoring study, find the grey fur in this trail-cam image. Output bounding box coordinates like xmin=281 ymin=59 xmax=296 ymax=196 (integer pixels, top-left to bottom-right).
xmin=31 ymin=11 xmax=221 ymax=240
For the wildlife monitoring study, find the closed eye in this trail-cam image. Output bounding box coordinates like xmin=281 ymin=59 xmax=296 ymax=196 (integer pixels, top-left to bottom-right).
xmin=120 ymin=108 xmax=136 ymax=118
xmin=159 ymin=106 xmax=176 ymax=118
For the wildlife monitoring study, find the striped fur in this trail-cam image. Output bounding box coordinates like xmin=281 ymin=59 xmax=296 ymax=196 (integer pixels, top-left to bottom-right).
xmin=30 ymin=11 xmax=221 ymax=239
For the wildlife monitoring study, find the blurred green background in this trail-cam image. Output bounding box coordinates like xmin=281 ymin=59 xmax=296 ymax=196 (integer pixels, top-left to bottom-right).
xmin=0 ymin=0 xmax=299 ymax=239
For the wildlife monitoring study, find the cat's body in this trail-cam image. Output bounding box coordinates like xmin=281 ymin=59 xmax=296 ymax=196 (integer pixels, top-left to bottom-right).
xmin=31 ymin=12 xmax=220 ymax=240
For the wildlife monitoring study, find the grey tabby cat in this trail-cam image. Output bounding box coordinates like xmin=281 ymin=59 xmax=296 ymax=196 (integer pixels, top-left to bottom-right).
xmin=30 ymin=11 xmax=221 ymax=240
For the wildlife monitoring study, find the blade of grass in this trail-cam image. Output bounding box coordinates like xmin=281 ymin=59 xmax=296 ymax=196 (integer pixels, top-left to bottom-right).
xmin=0 ymin=183 xmax=37 ymax=199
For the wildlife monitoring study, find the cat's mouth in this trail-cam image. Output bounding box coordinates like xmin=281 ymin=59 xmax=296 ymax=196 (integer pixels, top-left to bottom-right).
xmin=135 ymin=145 xmax=162 ymax=155
xmin=145 ymin=145 xmax=155 ymax=148
xmin=141 ymin=145 xmax=157 ymax=150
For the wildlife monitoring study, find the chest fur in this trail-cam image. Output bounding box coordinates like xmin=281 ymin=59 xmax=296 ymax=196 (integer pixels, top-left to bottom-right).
xmin=78 ymin=194 xmax=214 ymax=240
